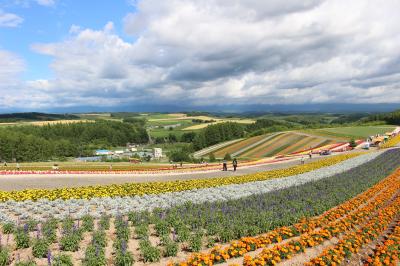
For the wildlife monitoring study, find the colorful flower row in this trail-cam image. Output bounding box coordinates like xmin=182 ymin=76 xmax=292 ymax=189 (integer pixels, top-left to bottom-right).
xmin=307 ymin=194 xmax=400 ymax=265
xmin=381 ymin=134 xmax=400 ymax=148
xmin=364 ymin=221 xmax=400 ymax=266
xmin=244 ymin=169 xmax=400 ymax=266
xmin=172 ymin=161 xmax=398 ymax=266
xmin=0 ymin=151 xmax=380 ymax=223
xmin=0 ymin=153 xmax=361 ymax=202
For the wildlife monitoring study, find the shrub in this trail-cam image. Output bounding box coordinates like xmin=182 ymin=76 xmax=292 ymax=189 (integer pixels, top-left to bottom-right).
xmin=209 ymin=153 xmax=216 ymax=162
xmin=223 ymin=153 xmax=232 ymax=160
xmin=139 ymin=240 xmax=160 ymax=263
xmin=92 ymin=231 xmax=107 ymax=248
xmin=155 ymin=221 xmax=170 ymax=236
xmin=82 ymin=215 xmax=94 ymax=232
xmin=2 ymin=223 xmax=14 ymax=234
xmin=62 ymin=217 xmax=74 ymax=233
xmin=14 ymin=228 xmax=30 ymax=249
xmin=83 ymin=245 xmax=106 ymax=266
xmin=115 ymin=251 xmax=134 ymax=266
xmin=15 ymin=261 xmax=36 ymax=266
xmin=189 ymin=233 xmax=203 ymax=252
xmin=25 ymin=219 xmax=38 ymax=232
xmin=164 ymin=240 xmax=179 ymax=257
xmin=0 ymin=248 xmax=9 ymax=266
xmin=32 ymin=238 xmax=50 ymax=258
xmin=135 ymin=224 xmax=149 ymax=240
xmin=99 ymin=215 xmax=110 ymax=230
xmin=52 ymin=254 xmax=73 ymax=266
xmin=60 ymin=234 xmax=81 ymax=252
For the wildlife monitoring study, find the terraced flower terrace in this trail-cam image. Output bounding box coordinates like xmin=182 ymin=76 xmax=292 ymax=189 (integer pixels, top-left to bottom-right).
xmin=0 ymin=149 xmax=399 ymax=265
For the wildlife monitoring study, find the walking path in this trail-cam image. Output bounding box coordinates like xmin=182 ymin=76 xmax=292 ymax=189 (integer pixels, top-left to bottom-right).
xmin=0 ymin=156 xmax=324 ymax=191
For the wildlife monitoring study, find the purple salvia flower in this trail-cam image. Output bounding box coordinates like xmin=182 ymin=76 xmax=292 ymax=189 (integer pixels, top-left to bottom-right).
xmin=121 ymin=240 xmax=127 ymax=254
xmin=47 ymin=250 xmax=52 ymax=266
xmin=95 ymin=244 xmax=100 ymax=257
xmin=24 ymin=224 xmax=28 ymax=233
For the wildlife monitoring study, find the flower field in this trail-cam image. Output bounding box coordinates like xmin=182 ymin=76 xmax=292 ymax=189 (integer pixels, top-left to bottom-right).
xmin=0 ymin=152 xmax=380 ymax=222
xmin=213 ymin=132 xmax=338 ymax=159
xmin=381 ymin=134 xmax=400 ymax=148
xmin=0 ymin=149 xmax=399 ymax=265
xmin=0 ymin=152 xmax=361 ymax=202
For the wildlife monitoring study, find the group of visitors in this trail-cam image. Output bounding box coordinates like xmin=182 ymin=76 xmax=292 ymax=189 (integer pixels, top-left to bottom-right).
xmin=300 ymin=151 xmax=314 ymax=164
xmin=222 ymin=158 xmax=238 ymax=171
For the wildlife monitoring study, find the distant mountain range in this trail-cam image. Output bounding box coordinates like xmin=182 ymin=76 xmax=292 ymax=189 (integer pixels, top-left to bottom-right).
xmin=0 ymin=103 xmax=398 ymax=115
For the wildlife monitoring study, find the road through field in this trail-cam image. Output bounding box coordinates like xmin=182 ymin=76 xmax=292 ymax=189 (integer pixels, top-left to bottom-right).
xmin=0 ymin=156 xmax=326 ymax=191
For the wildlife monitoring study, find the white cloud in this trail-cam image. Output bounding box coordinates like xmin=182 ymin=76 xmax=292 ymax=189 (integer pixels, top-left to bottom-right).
xmin=22 ymin=0 xmax=400 ymax=109
xmin=0 ymin=9 xmax=23 ymax=27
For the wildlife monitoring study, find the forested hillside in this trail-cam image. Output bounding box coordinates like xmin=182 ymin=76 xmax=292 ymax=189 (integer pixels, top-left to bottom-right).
xmin=0 ymin=121 xmax=148 ymax=161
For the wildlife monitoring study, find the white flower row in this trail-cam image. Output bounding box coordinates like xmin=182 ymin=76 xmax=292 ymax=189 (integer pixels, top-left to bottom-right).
xmin=0 ymin=151 xmax=383 ymax=223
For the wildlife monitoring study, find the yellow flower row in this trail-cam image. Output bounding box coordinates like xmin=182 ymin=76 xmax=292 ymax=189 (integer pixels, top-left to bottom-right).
xmin=0 ymin=153 xmax=362 ymax=202
xmin=380 ymin=134 xmax=400 ymax=148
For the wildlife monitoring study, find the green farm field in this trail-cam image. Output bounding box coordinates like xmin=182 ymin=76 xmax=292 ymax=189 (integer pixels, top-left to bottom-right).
xmin=306 ymin=125 xmax=396 ymax=139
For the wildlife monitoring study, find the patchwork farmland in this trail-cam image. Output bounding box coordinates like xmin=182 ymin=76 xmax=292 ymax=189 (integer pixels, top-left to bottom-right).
xmin=212 ymin=132 xmax=339 ymax=159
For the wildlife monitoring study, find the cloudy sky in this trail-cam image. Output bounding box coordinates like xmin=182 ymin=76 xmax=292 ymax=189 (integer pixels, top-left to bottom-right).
xmin=0 ymin=0 xmax=399 ymax=112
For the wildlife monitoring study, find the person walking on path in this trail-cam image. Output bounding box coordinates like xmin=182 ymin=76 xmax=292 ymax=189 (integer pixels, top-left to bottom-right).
xmin=109 ymin=164 xmax=113 ymax=171
xmin=16 ymin=162 xmax=20 ymax=170
xmin=232 ymin=158 xmax=238 ymax=171
xmin=300 ymin=157 xmax=305 ymax=165
xmin=308 ymin=151 xmax=312 ymax=159
xmin=222 ymin=160 xmax=228 ymax=171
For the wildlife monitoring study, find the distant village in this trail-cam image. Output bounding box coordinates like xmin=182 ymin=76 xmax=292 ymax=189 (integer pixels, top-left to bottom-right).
xmin=76 ymin=143 xmax=163 ymax=163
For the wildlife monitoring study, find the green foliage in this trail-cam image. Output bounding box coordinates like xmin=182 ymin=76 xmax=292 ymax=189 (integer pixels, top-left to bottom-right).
xmin=52 ymin=254 xmax=74 ymax=266
xmin=139 ymin=240 xmax=161 ymax=263
xmin=193 ymin=122 xmax=244 ymax=150
xmin=99 ymin=215 xmax=110 ymax=230
xmin=32 ymin=238 xmax=50 ymax=258
xmin=176 ymin=226 xmax=190 ymax=242
xmin=42 ymin=220 xmax=57 ymax=243
xmin=349 ymin=139 xmax=357 ymax=148
xmin=62 ymin=217 xmax=74 ymax=233
xmin=60 ymin=233 xmax=81 ymax=252
xmin=2 ymin=223 xmax=14 ymax=234
xmin=82 ymin=215 xmax=94 ymax=232
xmin=25 ymin=219 xmax=38 ymax=232
xmin=164 ymin=239 xmax=179 ymax=257
xmin=223 ymin=153 xmax=232 ymax=160
xmin=0 ymin=120 xmax=148 ymax=162
xmin=189 ymin=233 xmax=203 ymax=252
xmin=83 ymin=245 xmax=107 ymax=266
xmin=115 ymin=218 xmax=131 ymax=241
xmin=92 ymin=230 xmax=107 ymax=248
xmin=0 ymin=248 xmax=9 ymax=266
xmin=155 ymin=221 xmax=170 ymax=236
xmin=115 ymin=250 xmax=135 ymax=266
xmin=180 ymin=132 xmax=197 ymax=142
xmin=14 ymin=261 xmax=36 ymax=266
xmin=135 ymin=224 xmax=149 ymax=240
xmin=14 ymin=228 xmax=30 ymax=249
xmin=209 ymin=153 xmax=216 ymax=162
xmin=168 ymin=148 xmax=192 ymax=162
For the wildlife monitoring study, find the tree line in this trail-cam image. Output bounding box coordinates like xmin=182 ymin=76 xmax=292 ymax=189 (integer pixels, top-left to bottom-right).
xmin=0 ymin=121 xmax=148 ymax=162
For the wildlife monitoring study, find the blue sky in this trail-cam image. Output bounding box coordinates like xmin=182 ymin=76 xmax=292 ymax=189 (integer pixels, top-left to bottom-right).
xmin=0 ymin=0 xmax=133 ymax=80
xmin=0 ymin=0 xmax=399 ymax=112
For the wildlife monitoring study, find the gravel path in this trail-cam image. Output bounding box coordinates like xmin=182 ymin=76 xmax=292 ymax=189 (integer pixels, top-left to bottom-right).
xmin=0 ymin=156 xmax=323 ymax=191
